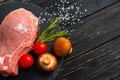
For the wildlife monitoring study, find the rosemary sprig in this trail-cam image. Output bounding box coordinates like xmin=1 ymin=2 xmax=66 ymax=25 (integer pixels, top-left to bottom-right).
xmin=36 ymin=17 xmax=68 ymax=43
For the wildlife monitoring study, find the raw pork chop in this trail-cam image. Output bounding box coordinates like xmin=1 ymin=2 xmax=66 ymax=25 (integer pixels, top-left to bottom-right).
xmin=0 ymin=8 xmax=38 ymax=76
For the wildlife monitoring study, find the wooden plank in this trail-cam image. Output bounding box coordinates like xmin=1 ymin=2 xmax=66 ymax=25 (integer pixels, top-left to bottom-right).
xmin=55 ymin=3 xmax=120 ymax=80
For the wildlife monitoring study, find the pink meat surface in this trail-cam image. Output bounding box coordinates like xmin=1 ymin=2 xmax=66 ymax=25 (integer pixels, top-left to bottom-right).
xmin=0 ymin=8 xmax=38 ymax=76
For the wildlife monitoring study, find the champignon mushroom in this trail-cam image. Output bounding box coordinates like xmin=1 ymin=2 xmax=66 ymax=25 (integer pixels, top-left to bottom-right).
xmin=53 ymin=37 xmax=72 ymax=57
xmin=37 ymin=53 xmax=57 ymax=72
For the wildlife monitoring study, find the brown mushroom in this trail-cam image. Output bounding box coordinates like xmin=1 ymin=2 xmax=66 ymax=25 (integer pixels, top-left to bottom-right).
xmin=37 ymin=53 xmax=57 ymax=72
xmin=53 ymin=37 xmax=72 ymax=57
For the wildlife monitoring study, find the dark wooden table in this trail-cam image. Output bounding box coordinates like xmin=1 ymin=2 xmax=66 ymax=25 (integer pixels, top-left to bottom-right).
xmin=1 ymin=0 xmax=120 ymax=80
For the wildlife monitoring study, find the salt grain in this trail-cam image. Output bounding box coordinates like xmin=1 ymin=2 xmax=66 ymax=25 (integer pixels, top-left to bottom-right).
xmin=44 ymin=12 xmax=48 ymax=15
xmin=67 ymin=6 xmax=70 ymax=10
xmin=75 ymin=12 xmax=78 ymax=14
xmin=77 ymin=19 xmax=80 ymax=21
xmin=68 ymin=37 xmax=71 ymax=39
xmin=58 ymin=4 xmax=61 ymax=7
xmin=84 ymin=9 xmax=87 ymax=12
xmin=72 ymin=22 xmax=75 ymax=24
xmin=45 ymin=7 xmax=48 ymax=10
xmin=70 ymin=5 xmax=74 ymax=10
xmin=55 ymin=3 xmax=57 ymax=5
xmin=66 ymin=1 xmax=70 ymax=3
xmin=50 ymin=5 xmax=53 ymax=8
xmin=79 ymin=11 xmax=82 ymax=14
xmin=81 ymin=21 xmax=83 ymax=23
xmin=97 ymin=32 xmax=100 ymax=34
xmin=81 ymin=12 xmax=84 ymax=14
xmin=42 ymin=18 xmax=46 ymax=21
xmin=80 ymin=4 xmax=82 ymax=6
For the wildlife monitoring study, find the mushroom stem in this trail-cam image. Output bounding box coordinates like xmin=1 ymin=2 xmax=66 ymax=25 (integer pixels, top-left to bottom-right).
xmin=37 ymin=53 xmax=58 ymax=72
xmin=69 ymin=47 xmax=73 ymax=54
xmin=42 ymin=57 xmax=50 ymax=65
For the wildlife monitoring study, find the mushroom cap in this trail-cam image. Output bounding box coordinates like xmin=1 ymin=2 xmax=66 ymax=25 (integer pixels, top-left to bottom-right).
xmin=53 ymin=37 xmax=72 ymax=57
xmin=37 ymin=53 xmax=58 ymax=72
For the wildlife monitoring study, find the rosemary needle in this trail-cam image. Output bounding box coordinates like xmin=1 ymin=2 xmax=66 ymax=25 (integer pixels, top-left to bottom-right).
xmin=36 ymin=17 xmax=68 ymax=43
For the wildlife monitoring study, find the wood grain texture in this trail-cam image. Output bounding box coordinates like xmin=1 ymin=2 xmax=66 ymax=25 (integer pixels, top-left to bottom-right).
xmin=64 ymin=1 xmax=120 ymax=61
xmin=57 ymin=28 xmax=120 ymax=79
xmin=56 ymin=2 xmax=120 ymax=80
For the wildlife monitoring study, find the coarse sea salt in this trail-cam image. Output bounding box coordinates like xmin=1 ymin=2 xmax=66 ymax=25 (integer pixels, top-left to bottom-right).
xmin=38 ymin=0 xmax=87 ymax=38
xmin=14 ymin=23 xmax=28 ymax=34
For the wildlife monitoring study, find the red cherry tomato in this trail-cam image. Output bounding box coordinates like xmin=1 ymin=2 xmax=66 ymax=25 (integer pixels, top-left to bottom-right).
xmin=34 ymin=42 xmax=47 ymax=55
xmin=18 ymin=54 xmax=34 ymax=69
